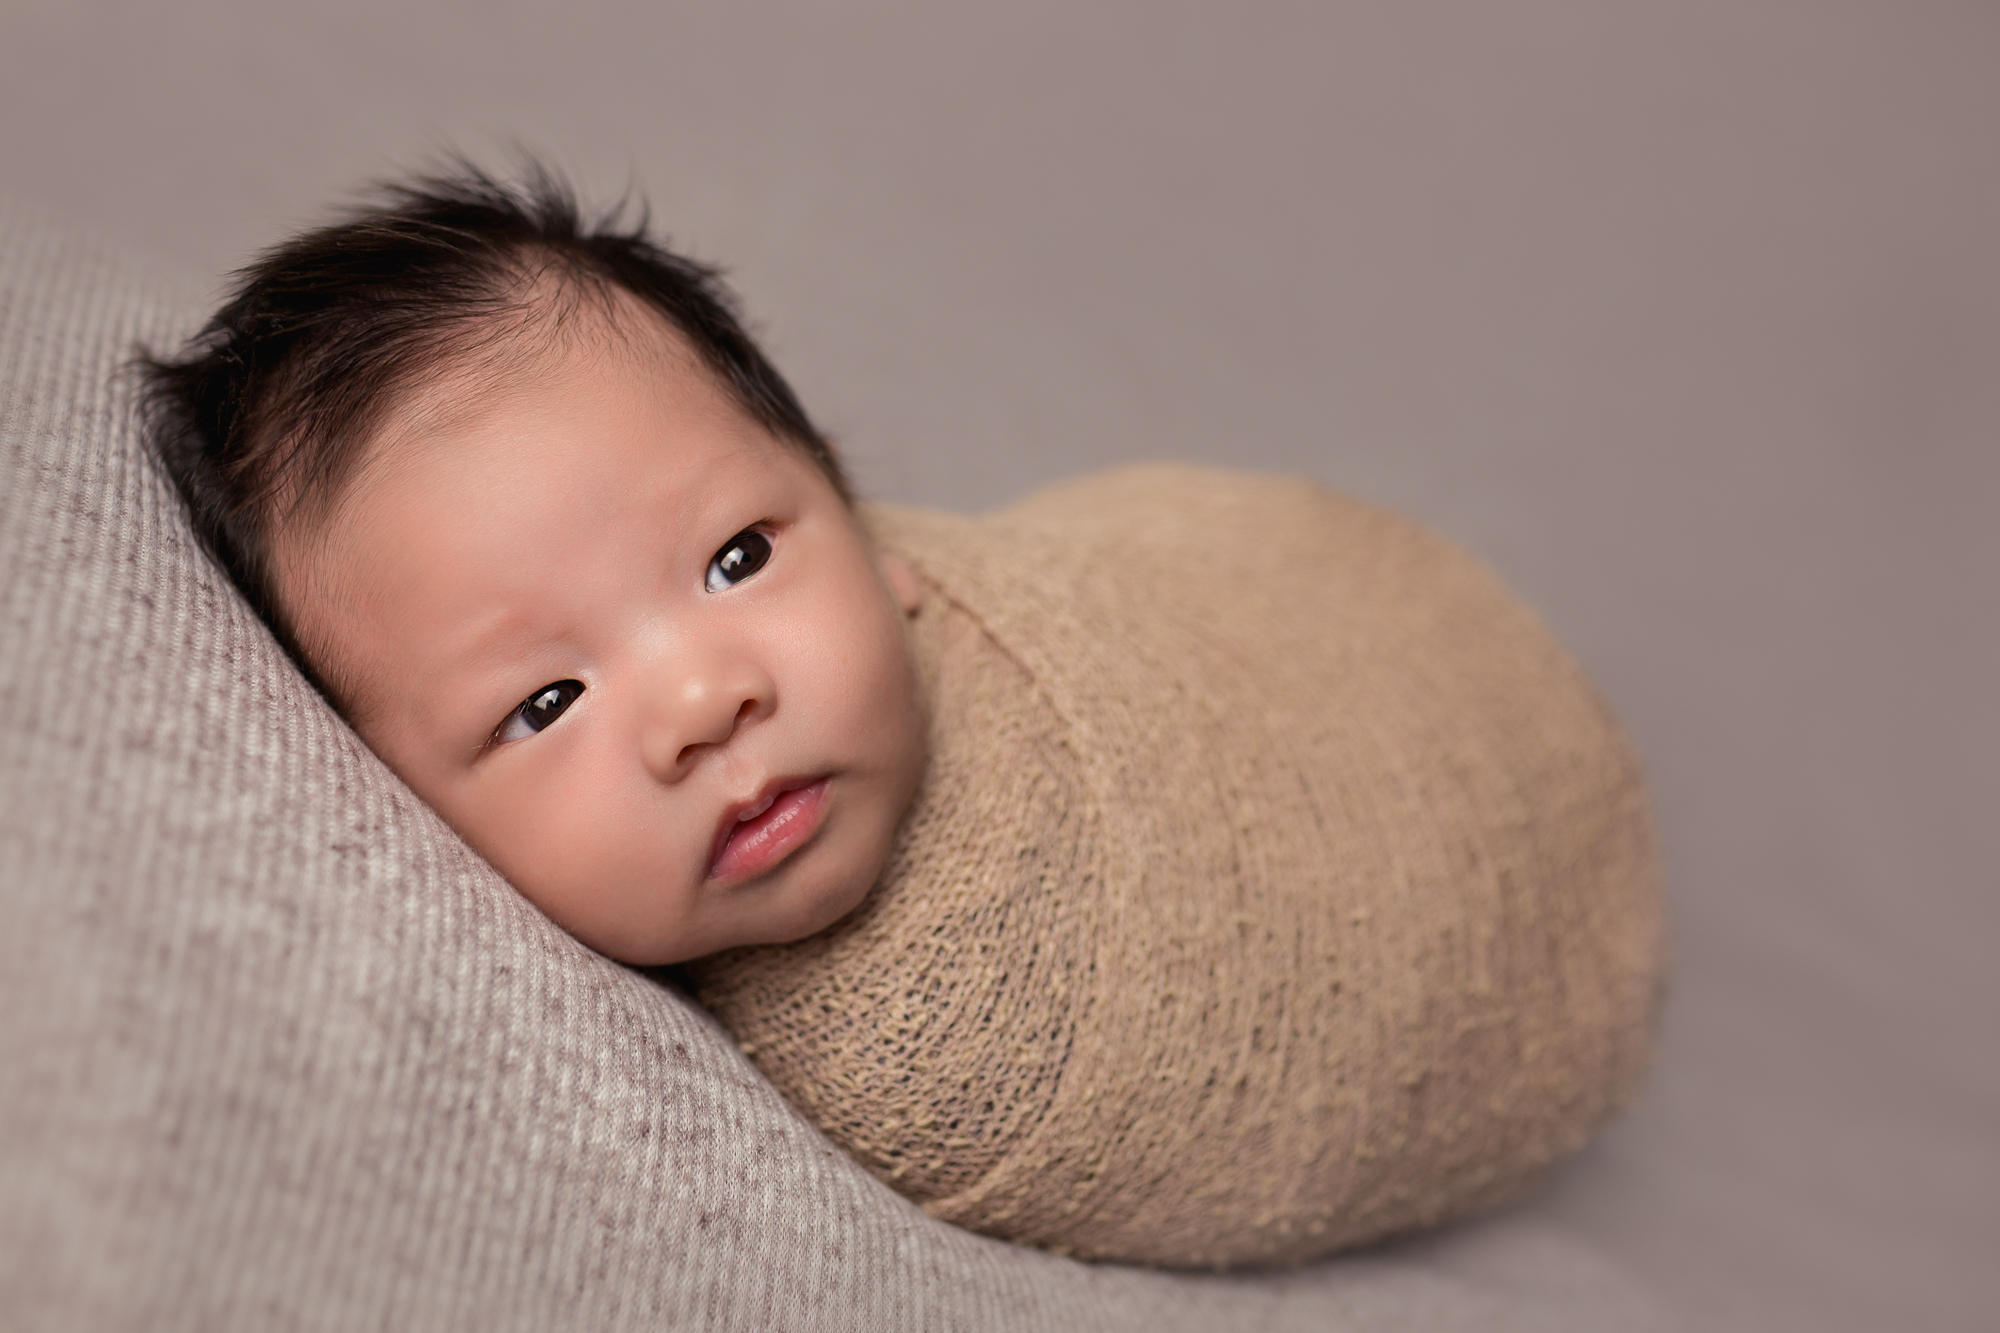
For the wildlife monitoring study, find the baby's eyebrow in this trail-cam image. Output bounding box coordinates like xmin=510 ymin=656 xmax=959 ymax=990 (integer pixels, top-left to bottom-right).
xmin=414 ymin=607 xmax=558 ymax=729
xmin=435 ymin=603 xmax=547 ymax=671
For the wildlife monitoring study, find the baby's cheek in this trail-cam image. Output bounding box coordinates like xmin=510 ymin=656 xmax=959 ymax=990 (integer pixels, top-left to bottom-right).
xmin=596 ymin=824 xmax=696 ymax=958
xmin=465 ymin=769 xmax=667 ymax=957
xmin=878 ymin=626 xmax=930 ymax=779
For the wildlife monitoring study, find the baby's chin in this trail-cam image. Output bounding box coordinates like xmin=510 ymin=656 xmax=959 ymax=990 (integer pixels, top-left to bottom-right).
xmin=613 ymin=827 xmax=890 ymax=967
xmin=744 ymin=832 xmax=893 ymax=951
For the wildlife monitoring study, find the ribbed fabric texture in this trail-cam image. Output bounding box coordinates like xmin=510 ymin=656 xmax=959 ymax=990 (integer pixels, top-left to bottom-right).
xmin=0 ymin=209 xmax=1675 ymax=1331
xmin=691 ymin=468 xmax=1665 ymax=1267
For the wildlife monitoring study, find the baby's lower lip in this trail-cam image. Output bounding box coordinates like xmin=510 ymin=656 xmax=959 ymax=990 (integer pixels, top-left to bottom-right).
xmin=708 ymin=778 xmax=831 ymax=884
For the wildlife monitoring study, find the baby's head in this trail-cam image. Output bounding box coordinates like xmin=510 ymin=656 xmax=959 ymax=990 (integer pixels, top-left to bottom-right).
xmin=143 ymin=167 xmax=927 ymax=965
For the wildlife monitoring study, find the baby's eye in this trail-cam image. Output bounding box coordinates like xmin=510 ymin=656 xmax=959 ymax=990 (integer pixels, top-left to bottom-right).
xmin=495 ymin=679 xmax=584 ymax=745
xmin=705 ymin=528 xmax=774 ymax=593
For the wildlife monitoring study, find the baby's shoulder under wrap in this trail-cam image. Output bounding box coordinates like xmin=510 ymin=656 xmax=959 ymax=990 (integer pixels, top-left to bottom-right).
xmin=687 ymin=463 xmax=1664 ymax=1268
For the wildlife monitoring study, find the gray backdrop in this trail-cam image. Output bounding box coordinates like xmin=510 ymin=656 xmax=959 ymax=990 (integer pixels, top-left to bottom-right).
xmin=3 ymin=2 xmax=1993 ymax=1329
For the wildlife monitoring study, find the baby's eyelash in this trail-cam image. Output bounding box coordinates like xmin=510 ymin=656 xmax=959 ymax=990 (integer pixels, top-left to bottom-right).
xmin=706 ymin=524 xmax=778 ymax=593
xmin=488 ymin=679 xmax=585 ymax=749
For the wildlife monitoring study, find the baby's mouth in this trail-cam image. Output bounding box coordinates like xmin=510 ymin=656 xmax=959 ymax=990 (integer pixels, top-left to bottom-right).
xmin=707 ymin=777 xmax=831 ymax=884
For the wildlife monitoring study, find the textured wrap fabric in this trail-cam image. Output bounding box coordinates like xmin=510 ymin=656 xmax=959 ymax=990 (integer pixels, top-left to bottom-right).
xmin=0 ymin=207 xmax=1680 ymax=1331
xmin=689 ymin=467 xmax=1665 ymax=1268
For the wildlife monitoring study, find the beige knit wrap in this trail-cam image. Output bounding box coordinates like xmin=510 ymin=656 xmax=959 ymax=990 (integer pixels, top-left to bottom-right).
xmin=686 ymin=464 xmax=1664 ymax=1268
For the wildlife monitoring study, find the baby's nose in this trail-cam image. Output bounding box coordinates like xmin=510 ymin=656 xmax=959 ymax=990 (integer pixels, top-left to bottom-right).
xmin=639 ymin=658 xmax=774 ymax=780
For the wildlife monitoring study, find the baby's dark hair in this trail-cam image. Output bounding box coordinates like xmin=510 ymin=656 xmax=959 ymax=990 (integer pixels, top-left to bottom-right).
xmin=139 ymin=161 xmax=844 ymax=685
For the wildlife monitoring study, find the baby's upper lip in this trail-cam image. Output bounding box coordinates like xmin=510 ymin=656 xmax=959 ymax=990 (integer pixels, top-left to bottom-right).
xmin=708 ymin=775 xmax=823 ymax=876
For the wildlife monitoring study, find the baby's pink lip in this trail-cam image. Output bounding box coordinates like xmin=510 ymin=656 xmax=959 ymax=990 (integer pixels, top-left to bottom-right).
xmin=707 ymin=776 xmax=831 ymax=885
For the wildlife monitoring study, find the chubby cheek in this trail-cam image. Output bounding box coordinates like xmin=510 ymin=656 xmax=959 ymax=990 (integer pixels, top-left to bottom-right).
xmin=788 ymin=569 xmax=926 ymax=766
xmin=857 ymin=610 xmax=928 ymax=788
xmin=457 ymin=754 xmax=697 ymax=962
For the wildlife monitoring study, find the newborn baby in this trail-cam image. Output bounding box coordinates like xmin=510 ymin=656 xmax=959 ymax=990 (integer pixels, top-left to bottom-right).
xmin=145 ymin=166 xmax=1663 ymax=1268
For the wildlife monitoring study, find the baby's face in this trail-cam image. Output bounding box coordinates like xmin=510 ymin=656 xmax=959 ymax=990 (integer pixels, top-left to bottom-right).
xmin=275 ymin=311 xmax=927 ymax=964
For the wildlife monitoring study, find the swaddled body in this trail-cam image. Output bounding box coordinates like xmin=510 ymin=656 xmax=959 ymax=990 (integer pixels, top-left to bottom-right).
xmin=690 ymin=464 xmax=1664 ymax=1268
xmin=142 ymin=168 xmax=1660 ymax=1271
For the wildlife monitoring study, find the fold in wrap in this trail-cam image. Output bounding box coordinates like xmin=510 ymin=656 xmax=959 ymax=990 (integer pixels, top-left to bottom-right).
xmin=688 ymin=464 xmax=1664 ymax=1268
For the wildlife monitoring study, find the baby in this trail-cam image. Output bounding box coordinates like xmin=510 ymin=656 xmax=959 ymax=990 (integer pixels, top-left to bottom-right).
xmin=144 ymin=167 xmax=930 ymax=965
xmin=145 ymin=164 xmax=1663 ymax=1268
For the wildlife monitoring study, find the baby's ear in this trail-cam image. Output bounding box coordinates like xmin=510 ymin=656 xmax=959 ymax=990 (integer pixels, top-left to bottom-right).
xmin=877 ymin=553 xmax=923 ymax=615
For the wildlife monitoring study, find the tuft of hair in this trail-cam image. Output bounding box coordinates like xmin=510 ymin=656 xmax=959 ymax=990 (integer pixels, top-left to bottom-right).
xmin=138 ymin=158 xmax=845 ymax=683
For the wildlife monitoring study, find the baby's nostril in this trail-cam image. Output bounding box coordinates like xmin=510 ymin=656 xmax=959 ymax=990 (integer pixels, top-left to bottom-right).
xmin=675 ymin=701 xmax=755 ymax=769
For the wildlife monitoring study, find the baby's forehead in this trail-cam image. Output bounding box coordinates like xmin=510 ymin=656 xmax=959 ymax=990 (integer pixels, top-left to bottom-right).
xmin=396 ymin=282 xmax=716 ymax=434
xmin=325 ymin=301 xmax=770 ymax=535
